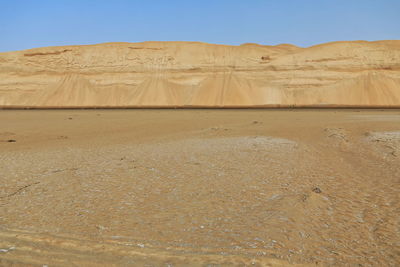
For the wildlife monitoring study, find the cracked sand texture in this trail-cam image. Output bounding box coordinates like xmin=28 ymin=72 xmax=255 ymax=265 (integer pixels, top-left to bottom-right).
xmin=0 ymin=110 xmax=399 ymax=266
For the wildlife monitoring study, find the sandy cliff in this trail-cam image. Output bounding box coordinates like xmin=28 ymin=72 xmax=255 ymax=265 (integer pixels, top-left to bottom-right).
xmin=0 ymin=40 xmax=399 ymax=107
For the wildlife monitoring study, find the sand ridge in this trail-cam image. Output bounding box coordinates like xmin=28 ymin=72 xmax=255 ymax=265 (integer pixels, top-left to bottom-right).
xmin=0 ymin=40 xmax=400 ymax=107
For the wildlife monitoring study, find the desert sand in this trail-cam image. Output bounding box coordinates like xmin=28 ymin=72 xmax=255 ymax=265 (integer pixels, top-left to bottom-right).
xmin=0 ymin=41 xmax=400 ymax=107
xmin=1 ymin=109 xmax=399 ymax=266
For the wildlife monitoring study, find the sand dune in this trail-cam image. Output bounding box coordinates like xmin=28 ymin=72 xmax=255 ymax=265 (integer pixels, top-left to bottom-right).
xmin=0 ymin=40 xmax=399 ymax=107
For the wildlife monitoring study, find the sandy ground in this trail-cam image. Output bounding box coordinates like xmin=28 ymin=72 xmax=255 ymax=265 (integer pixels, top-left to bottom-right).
xmin=0 ymin=109 xmax=399 ymax=266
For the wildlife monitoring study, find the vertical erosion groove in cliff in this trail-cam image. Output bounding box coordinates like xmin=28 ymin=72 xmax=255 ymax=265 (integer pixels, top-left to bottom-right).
xmin=0 ymin=40 xmax=399 ymax=108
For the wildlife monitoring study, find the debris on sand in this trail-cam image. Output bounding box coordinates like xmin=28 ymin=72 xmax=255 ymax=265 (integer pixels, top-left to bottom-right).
xmin=366 ymin=131 xmax=400 ymax=157
xmin=312 ymin=187 xmax=322 ymax=193
xmin=6 ymin=139 xmax=16 ymax=143
xmin=0 ymin=246 xmax=16 ymax=253
xmin=210 ymin=127 xmax=229 ymax=131
xmin=96 ymin=225 xmax=107 ymax=231
xmin=324 ymin=128 xmax=348 ymax=142
xmin=0 ymin=182 xmax=40 ymax=199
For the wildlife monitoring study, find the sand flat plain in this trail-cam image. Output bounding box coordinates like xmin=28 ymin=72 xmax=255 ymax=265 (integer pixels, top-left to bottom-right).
xmin=0 ymin=109 xmax=399 ymax=266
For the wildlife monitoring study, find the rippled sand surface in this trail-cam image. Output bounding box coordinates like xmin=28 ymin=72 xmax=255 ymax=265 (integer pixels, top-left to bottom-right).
xmin=1 ymin=109 xmax=399 ymax=266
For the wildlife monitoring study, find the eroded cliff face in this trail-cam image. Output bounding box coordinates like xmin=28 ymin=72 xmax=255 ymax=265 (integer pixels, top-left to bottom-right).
xmin=0 ymin=40 xmax=399 ymax=107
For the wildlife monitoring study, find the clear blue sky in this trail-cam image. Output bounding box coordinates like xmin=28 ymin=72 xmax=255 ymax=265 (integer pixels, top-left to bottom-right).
xmin=1 ymin=0 xmax=399 ymax=52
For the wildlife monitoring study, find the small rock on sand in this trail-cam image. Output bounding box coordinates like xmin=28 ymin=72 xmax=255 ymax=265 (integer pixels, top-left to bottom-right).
xmin=312 ymin=187 xmax=322 ymax=193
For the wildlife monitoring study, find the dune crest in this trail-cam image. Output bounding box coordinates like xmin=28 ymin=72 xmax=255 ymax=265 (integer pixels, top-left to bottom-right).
xmin=0 ymin=40 xmax=399 ymax=107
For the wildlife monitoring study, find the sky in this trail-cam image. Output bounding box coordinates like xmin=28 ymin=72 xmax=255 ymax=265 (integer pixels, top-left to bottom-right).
xmin=1 ymin=0 xmax=399 ymax=52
